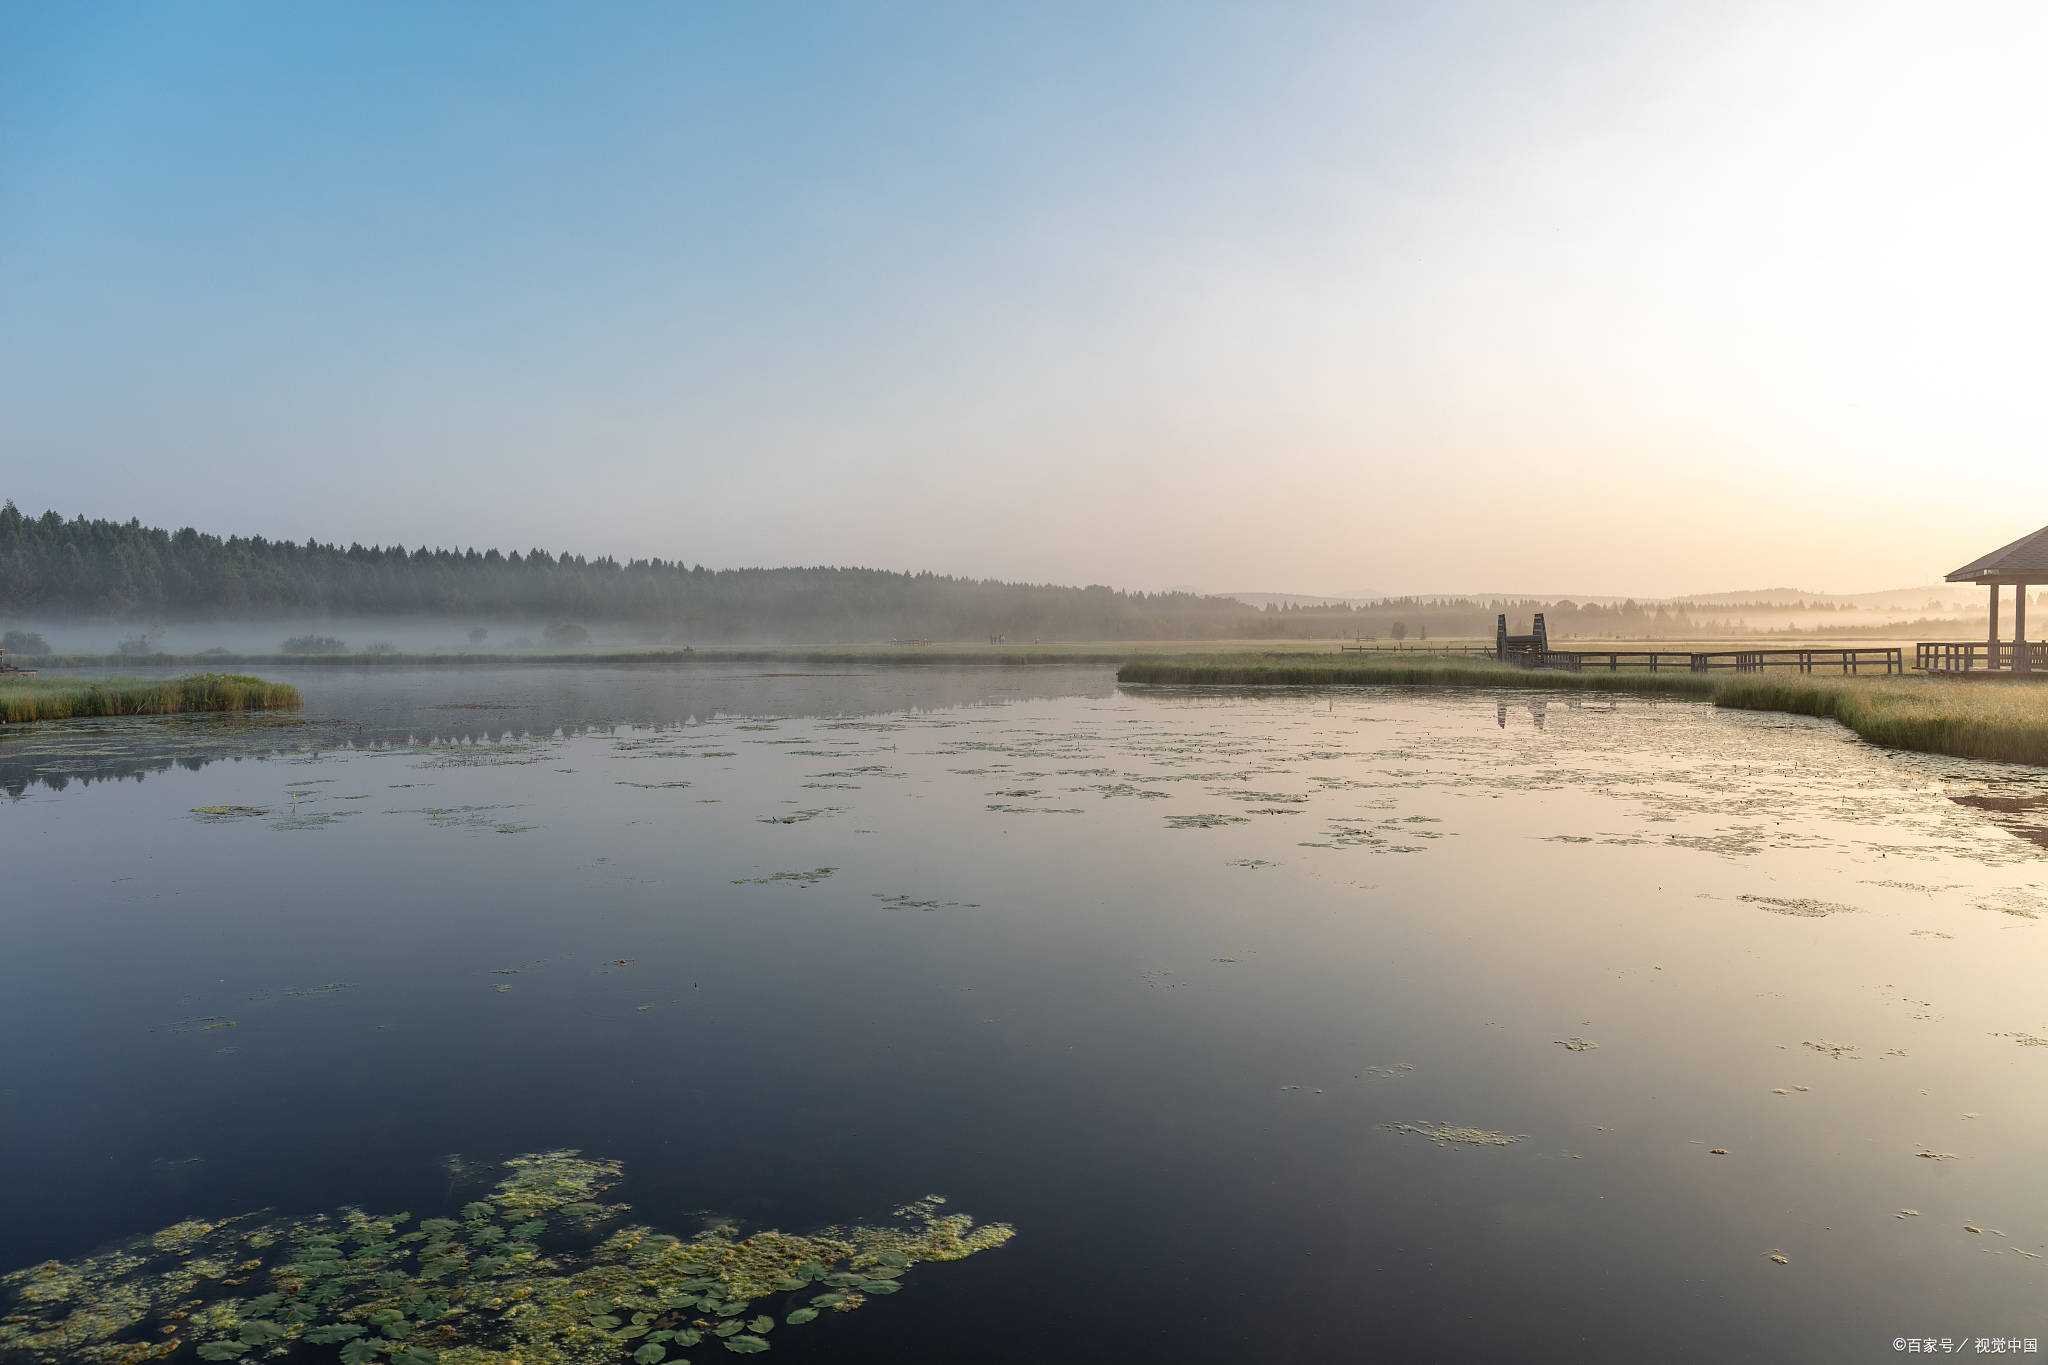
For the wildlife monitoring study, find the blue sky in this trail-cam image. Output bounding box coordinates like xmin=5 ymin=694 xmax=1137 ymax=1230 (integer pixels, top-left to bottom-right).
xmin=5 ymin=2 xmax=2046 ymax=595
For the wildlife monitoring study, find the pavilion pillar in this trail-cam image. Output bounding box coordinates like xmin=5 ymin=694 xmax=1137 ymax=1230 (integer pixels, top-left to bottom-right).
xmin=2018 ymin=586 xmax=2031 ymax=674
xmin=1989 ymin=584 xmax=2001 ymax=669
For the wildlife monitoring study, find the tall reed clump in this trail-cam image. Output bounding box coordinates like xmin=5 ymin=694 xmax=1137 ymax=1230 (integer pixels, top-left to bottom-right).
xmin=0 ymin=674 xmax=302 ymax=724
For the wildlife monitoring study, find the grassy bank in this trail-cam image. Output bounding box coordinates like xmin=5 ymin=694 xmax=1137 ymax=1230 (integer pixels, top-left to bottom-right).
xmin=0 ymin=673 xmax=302 ymax=724
xmin=1714 ymin=675 xmax=2048 ymax=767
xmin=1116 ymin=653 xmax=1720 ymax=696
xmin=1117 ymin=653 xmax=2048 ymax=767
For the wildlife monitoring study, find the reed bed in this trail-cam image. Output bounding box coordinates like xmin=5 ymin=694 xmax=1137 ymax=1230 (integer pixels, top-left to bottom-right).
xmin=1118 ymin=654 xmax=2048 ymax=767
xmin=0 ymin=674 xmax=302 ymax=724
xmin=1714 ymin=675 xmax=2048 ymax=767
xmin=1115 ymin=653 xmax=1720 ymax=696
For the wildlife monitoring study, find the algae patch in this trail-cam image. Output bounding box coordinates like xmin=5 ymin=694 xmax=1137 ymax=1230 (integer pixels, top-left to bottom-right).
xmin=1389 ymin=1122 xmax=1527 ymax=1148
xmin=1739 ymin=895 xmax=1856 ymax=918
xmin=0 ymin=1153 xmax=1013 ymax=1365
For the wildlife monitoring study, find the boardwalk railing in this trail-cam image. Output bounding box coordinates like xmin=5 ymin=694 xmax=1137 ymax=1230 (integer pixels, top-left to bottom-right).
xmin=1516 ymin=647 xmax=1902 ymax=675
xmin=1326 ymin=643 xmax=1904 ymax=675
xmin=1918 ymin=641 xmax=2048 ymax=673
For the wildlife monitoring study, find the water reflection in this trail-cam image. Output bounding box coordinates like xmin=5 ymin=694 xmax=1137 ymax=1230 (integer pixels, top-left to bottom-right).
xmin=7 ymin=671 xmax=2048 ymax=1363
xmin=1 ymin=663 xmax=1113 ymax=796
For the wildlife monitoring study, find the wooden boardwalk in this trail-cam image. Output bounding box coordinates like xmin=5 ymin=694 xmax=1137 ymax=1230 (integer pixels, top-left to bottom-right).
xmin=1917 ymin=641 xmax=2048 ymax=675
xmin=1556 ymin=647 xmax=1903 ymax=675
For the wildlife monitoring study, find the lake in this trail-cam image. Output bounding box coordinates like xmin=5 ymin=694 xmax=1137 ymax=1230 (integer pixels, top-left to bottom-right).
xmin=5 ymin=663 xmax=2048 ymax=1364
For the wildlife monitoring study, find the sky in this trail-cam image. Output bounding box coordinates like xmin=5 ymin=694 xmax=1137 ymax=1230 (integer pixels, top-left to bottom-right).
xmin=4 ymin=0 xmax=2046 ymax=598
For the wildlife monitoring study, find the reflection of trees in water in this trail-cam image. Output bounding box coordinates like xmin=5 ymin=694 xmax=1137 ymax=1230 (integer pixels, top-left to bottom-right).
xmin=1 ymin=665 xmax=1114 ymax=797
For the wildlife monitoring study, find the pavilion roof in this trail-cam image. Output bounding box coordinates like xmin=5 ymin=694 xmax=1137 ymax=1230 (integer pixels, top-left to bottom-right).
xmin=1947 ymin=524 xmax=2048 ymax=583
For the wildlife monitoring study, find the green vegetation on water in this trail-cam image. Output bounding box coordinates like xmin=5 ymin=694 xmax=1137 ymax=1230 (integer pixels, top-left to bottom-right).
xmin=1118 ymin=653 xmax=2048 ymax=767
xmin=0 ymin=673 xmax=301 ymax=724
xmin=0 ymin=1151 xmax=1012 ymax=1365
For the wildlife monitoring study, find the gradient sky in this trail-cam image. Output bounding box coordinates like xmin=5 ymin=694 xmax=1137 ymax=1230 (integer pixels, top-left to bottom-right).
xmin=5 ymin=1 xmax=2046 ymax=597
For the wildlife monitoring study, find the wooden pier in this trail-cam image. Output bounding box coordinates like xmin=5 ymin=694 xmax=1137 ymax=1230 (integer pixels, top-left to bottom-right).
xmin=1489 ymin=615 xmax=1901 ymax=674
xmin=1551 ymin=647 xmax=1903 ymax=675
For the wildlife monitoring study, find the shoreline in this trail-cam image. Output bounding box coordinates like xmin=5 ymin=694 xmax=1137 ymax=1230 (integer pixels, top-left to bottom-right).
xmin=1116 ymin=654 xmax=2048 ymax=768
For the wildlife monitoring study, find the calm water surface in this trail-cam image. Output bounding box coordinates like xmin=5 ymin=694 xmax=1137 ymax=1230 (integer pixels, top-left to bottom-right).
xmin=7 ymin=664 xmax=2048 ymax=1363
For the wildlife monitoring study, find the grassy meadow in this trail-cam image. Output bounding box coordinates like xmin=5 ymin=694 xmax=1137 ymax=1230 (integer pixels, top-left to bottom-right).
xmin=0 ymin=673 xmax=302 ymax=724
xmin=1117 ymin=652 xmax=2048 ymax=767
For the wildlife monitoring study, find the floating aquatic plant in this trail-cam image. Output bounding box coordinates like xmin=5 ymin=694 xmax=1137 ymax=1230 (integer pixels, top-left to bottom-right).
xmin=1739 ymin=894 xmax=1856 ymax=918
xmin=0 ymin=1155 xmax=1012 ymax=1365
xmin=732 ymin=868 xmax=836 ymax=886
xmin=189 ymin=805 xmax=271 ymax=822
xmin=872 ymin=894 xmax=979 ymax=912
xmin=1390 ymin=1122 xmax=1528 ymax=1147
xmin=1165 ymin=813 xmax=1248 ymax=829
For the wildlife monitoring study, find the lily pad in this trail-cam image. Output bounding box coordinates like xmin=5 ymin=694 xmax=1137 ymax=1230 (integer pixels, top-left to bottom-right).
xmin=305 ymin=1324 xmax=366 ymax=1343
xmin=197 ymin=1344 xmax=250 ymax=1361
xmin=859 ymin=1279 xmax=901 ymax=1295
xmin=462 ymin=1201 xmax=495 ymax=1220
xmin=340 ymin=1343 xmax=380 ymax=1365
xmin=239 ymin=1320 xmax=285 ymax=1345
xmin=725 ymin=1336 xmax=771 ymax=1354
xmin=786 ymin=1308 xmax=818 ymax=1325
xmin=715 ymin=1320 xmax=744 ymax=1337
xmin=634 ymin=1346 xmax=667 ymax=1365
xmin=748 ymin=1315 xmax=775 ymax=1333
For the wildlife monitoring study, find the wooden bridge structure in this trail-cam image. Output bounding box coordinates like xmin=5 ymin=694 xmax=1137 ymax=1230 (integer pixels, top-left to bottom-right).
xmin=1920 ymin=524 xmax=2048 ymax=677
xmin=1490 ymin=615 xmax=1901 ymax=674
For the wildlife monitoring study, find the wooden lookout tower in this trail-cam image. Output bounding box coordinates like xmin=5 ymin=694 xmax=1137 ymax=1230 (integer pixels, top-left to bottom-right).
xmin=1921 ymin=525 xmax=2048 ymax=675
xmin=1495 ymin=612 xmax=1550 ymax=665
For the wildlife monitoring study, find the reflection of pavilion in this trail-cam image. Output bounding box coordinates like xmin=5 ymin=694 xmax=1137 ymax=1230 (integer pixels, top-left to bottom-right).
xmin=1921 ymin=526 xmax=2048 ymax=675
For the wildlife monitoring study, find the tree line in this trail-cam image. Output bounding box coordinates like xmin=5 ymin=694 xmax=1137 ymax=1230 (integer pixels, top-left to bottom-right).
xmin=0 ymin=502 xmax=1886 ymax=643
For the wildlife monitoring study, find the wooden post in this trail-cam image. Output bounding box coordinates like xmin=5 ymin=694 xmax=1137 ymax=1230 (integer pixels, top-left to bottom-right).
xmin=1989 ymin=583 xmax=2001 ymax=670
xmin=2018 ymin=585 xmax=2031 ymax=674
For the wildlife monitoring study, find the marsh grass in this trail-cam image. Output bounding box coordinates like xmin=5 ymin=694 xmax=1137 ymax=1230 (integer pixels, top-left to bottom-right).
xmin=0 ymin=673 xmax=301 ymax=724
xmin=1116 ymin=653 xmax=1720 ymax=696
xmin=1118 ymin=654 xmax=2048 ymax=766
xmin=1715 ymin=675 xmax=2048 ymax=767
